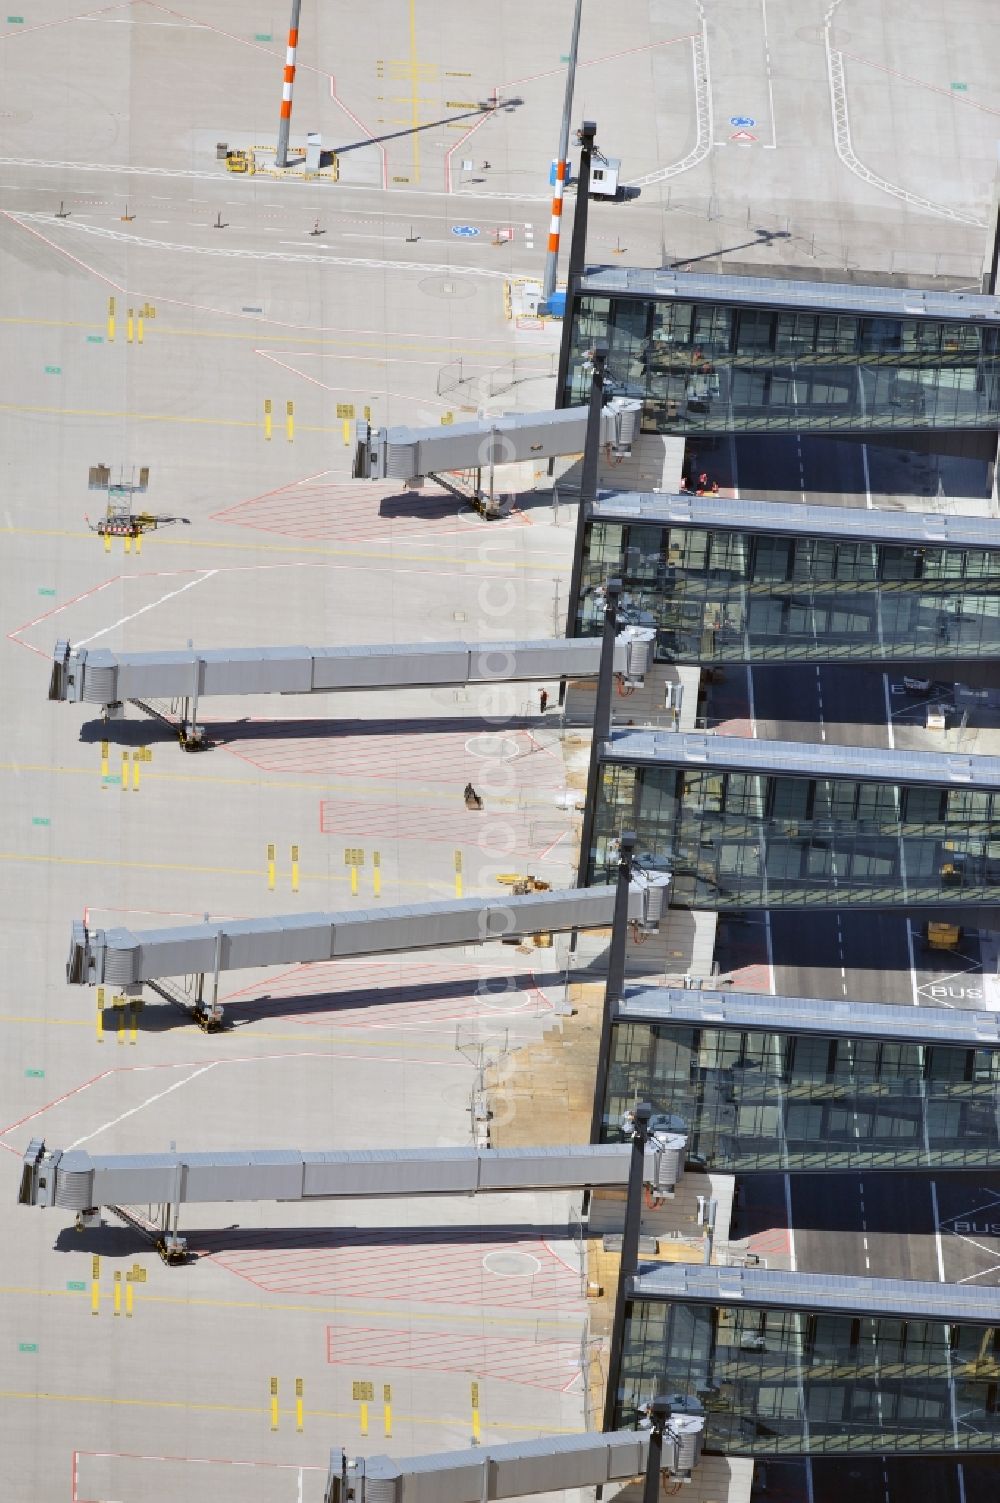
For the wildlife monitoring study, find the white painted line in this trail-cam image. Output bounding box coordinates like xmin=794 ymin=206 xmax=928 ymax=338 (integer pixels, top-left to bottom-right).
xmin=930 ymin=1179 xmax=947 ymax=1282
xmin=66 ymin=1064 xmax=217 ymax=1149
xmin=882 ymin=673 xmax=895 ymax=750
xmin=760 ymin=0 xmax=777 ymax=148
xmin=75 ymin=572 xmax=218 ymax=646
xmin=905 ymin=918 xmax=920 ymax=1006
xmin=783 ymin=1172 xmax=796 ymax=1271
xmin=13 ymin=213 xmax=509 ymax=280
xmin=764 ymin=910 xmax=775 ymax=996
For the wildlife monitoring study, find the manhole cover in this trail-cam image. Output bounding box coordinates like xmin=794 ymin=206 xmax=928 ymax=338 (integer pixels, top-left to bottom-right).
xmin=465 ymin=732 xmax=519 ymax=760
xmin=482 ymin=1250 xmax=542 ymax=1277
xmin=419 ymin=274 xmax=477 ymax=300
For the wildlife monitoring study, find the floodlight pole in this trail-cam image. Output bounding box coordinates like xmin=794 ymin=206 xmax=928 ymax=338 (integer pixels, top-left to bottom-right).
xmin=275 ymin=0 xmax=302 ymax=168
xmin=541 ymin=0 xmax=584 ymax=305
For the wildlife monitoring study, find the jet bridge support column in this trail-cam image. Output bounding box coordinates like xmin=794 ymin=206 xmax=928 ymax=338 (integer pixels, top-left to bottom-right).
xmin=575 ymin=575 xmax=622 ymax=889
xmin=564 ymin=344 xmax=609 ymax=646
xmin=603 ymin=1102 xmax=652 ymax=1437
xmin=590 ymin=832 xmax=636 ymax=1144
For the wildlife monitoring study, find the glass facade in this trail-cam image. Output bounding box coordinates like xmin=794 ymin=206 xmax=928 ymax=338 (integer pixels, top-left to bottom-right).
xmin=601 ymin=1018 xmax=1000 ymax=1170
xmin=566 ymin=292 xmax=1000 ymax=435
xmin=577 ymin=518 xmax=1000 ymax=664
xmin=591 ymin=761 xmax=1000 ymax=908
xmin=618 ymin=1299 xmax=1000 ymax=1454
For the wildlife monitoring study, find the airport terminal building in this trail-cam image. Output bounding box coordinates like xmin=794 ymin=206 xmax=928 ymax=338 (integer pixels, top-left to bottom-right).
xmin=563 ymin=268 xmax=1000 ymax=436
xmin=616 ymin=1266 xmax=1000 ymax=1456
xmin=597 ymin=988 xmax=1000 ymax=1173
xmin=587 ymin=733 xmax=1000 ymax=909
xmin=573 ymin=493 xmax=1000 ymax=665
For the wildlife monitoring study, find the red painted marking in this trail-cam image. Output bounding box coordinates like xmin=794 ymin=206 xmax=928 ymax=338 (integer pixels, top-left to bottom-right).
xmin=840 ymin=50 xmax=1000 ymax=118
xmin=219 ymin=952 xmax=555 ymax=1030
xmin=747 ymin=1227 xmax=792 ymax=1256
xmin=210 ymin=473 xmax=526 ymax=544
xmin=503 ymin=31 xmax=697 ymax=89
xmin=0 ymin=1070 xmax=115 ymax=1141
xmin=72 ymin=1449 xmax=325 ymax=1503
xmin=6 ymin=576 xmax=119 ymax=656
xmin=326 ymin=1323 xmax=581 ymax=1390
xmin=219 ymin=725 xmax=560 ymax=782
xmin=0 ymin=209 xmax=124 ymax=294
xmin=202 ymin=1232 xmax=583 ymax=1308
xmin=319 ymin=797 xmax=548 ymax=850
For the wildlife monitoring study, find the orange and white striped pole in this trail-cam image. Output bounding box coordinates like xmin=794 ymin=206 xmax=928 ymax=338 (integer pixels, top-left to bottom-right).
xmin=275 ymin=0 xmax=302 ymax=168
xmin=541 ymin=0 xmax=584 ymax=306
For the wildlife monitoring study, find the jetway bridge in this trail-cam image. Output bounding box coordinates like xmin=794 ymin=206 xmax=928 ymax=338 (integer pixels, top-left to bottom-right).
xmin=352 ymin=399 xmax=640 ymax=517
xmin=66 ymin=879 xmax=668 ymax=1027
xmin=49 ymin=632 xmax=651 ymax=744
xmin=323 ymin=1415 xmax=706 ymax=1502
xmin=19 ymin=1135 xmax=687 ymax=1262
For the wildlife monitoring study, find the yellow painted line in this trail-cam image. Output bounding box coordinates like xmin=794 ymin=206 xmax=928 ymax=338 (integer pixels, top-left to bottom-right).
xmin=0 ymin=313 xmax=540 ymax=360
xmin=0 ymin=1284 xmax=579 ymax=1331
xmin=0 ymin=403 xmax=344 ymax=435
xmin=0 ymin=850 xmax=343 ymax=881
xmin=0 ymin=523 xmax=570 ymax=573
xmin=0 ymin=1388 xmax=583 ymax=1436
xmin=0 ymin=762 xmax=556 ymax=813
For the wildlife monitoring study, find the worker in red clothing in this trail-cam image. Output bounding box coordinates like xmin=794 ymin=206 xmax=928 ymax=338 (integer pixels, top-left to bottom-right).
xmin=539 ymin=687 xmax=549 ymax=714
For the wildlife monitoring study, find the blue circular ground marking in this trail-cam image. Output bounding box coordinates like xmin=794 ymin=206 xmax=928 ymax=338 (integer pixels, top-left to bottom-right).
xmin=729 ymin=115 xmax=756 ymax=128
xmin=451 ymin=225 xmax=481 ymax=237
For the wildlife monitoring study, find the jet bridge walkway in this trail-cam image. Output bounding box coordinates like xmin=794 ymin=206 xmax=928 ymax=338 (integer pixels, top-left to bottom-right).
xmin=324 ymin=1418 xmax=706 ymax=1502
xmin=49 ymin=632 xmax=651 ymax=744
xmin=352 ymin=399 xmax=640 ymax=517
xmin=66 ymin=879 xmax=667 ymax=1028
xmin=20 ymin=1135 xmax=688 ymax=1263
